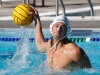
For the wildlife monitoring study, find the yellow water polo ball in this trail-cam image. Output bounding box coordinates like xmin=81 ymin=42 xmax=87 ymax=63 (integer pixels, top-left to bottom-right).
xmin=12 ymin=4 xmax=34 ymax=26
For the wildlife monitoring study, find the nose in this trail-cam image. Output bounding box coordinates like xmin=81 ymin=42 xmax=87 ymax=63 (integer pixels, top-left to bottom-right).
xmin=57 ymin=26 xmax=62 ymax=33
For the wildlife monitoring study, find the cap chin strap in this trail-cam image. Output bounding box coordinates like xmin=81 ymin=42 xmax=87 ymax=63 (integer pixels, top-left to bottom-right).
xmin=50 ymin=35 xmax=66 ymax=50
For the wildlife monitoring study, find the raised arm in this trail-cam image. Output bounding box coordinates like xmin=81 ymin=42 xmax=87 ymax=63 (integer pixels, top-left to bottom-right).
xmin=29 ymin=6 xmax=47 ymax=52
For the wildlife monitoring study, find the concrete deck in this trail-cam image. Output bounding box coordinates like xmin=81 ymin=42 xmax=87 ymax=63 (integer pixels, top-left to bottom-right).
xmin=0 ymin=0 xmax=100 ymax=29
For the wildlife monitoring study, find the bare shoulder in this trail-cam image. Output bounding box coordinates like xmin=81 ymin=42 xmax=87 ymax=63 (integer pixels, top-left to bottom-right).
xmin=66 ymin=43 xmax=87 ymax=56
xmin=64 ymin=42 xmax=83 ymax=60
xmin=65 ymin=42 xmax=81 ymax=53
xmin=64 ymin=42 xmax=92 ymax=68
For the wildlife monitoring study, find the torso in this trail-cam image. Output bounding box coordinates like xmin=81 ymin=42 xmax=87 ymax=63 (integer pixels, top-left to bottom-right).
xmin=47 ymin=43 xmax=78 ymax=70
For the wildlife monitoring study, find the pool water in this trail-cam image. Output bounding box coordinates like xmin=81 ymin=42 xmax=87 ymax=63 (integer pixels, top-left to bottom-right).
xmin=0 ymin=27 xmax=100 ymax=75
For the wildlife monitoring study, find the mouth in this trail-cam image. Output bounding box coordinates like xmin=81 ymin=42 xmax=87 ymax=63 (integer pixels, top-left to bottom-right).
xmin=55 ymin=32 xmax=60 ymax=36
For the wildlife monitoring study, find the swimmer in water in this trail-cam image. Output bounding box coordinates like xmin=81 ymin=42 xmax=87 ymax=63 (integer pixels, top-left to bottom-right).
xmin=29 ymin=5 xmax=92 ymax=70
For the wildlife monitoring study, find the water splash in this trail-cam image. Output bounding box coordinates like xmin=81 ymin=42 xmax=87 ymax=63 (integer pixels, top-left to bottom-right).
xmin=3 ymin=26 xmax=30 ymax=74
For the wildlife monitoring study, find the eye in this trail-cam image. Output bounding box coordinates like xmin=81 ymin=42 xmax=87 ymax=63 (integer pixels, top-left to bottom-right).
xmin=56 ymin=25 xmax=59 ymax=28
xmin=54 ymin=24 xmax=59 ymax=28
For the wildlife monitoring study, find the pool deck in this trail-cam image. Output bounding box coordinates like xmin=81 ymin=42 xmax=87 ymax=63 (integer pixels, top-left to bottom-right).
xmin=0 ymin=0 xmax=100 ymax=29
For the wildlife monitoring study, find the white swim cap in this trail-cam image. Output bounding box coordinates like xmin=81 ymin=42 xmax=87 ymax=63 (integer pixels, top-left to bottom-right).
xmin=50 ymin=15 xmax=71 ymax=36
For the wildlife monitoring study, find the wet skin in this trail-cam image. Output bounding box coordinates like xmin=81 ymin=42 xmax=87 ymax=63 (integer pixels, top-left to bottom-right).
xmin=29 ymin=5 xmax=92 ymax=70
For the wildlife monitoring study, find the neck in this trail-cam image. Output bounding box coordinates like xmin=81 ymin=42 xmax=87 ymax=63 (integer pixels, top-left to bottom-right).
xmin=53 ymin=35 xmax=67 ymax=42
xmin=50 ymin=36 xmax=67 ymax=50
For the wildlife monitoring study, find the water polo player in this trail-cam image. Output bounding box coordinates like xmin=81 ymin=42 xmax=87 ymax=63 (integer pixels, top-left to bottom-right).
xmin=29 ymin=5 xmax=92 ymax=70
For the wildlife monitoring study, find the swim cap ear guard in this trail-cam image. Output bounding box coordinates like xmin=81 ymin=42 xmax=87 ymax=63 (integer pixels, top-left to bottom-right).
xmin=50 ymin=15 xmax=71 ymax=36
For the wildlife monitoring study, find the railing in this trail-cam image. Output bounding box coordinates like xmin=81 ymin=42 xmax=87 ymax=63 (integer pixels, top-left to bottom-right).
xmin=87 ymin=0 xmax=94 ymax=16
xmin=0 ymin=0 xmax=45 ymax=7
xmin=23 ymin=0 xmax=29 ymax=4
xmin=0 ymin=0 xmax=94 ymax=16
xmin=23 ymin=0 xmax=45 ymax=6
xmin=56 ymin=0 xmax=94 ymax=16
xmin=0 ymin=0 xmax=2 ymax=7
xmin=0 ymin=0 xmax=23 ymax=7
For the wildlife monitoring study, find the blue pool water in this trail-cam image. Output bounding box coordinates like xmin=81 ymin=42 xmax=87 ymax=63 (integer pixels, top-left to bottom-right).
xmin=0 ymin=27 xmax=100 ymax=75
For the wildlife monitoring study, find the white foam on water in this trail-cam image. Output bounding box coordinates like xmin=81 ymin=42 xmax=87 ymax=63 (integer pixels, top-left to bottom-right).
xmin=83 ymin=68 xmax=100 ymax=74
xmin=0 ymin=26 xmax=31 ymax=74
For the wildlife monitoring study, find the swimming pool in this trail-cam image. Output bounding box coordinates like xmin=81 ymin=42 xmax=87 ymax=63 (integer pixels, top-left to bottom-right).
xmin=0 ymin=27 xmax=100 ymax=75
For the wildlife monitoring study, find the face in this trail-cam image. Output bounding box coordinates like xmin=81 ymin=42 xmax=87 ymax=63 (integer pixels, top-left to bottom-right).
xmin=52 ymin=22 xmax=67 ymax=39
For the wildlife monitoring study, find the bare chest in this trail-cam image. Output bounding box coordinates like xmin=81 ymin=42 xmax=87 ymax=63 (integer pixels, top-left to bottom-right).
xmin=47 ymin=48 xmax=72 ymax=69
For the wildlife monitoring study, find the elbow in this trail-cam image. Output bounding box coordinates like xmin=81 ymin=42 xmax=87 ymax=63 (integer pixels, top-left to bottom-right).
xmin=36 ymin=42 xmax=47 ymax=53
xmin=37 ymin=46 xmax=45 ymax=53
xmin=87 ymin=63 xmax=92 ymax=68
xmin=81 ymin=64 xmax=92 ymax=69
xmin=37 ymin=47 xmax=42 ymax=52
